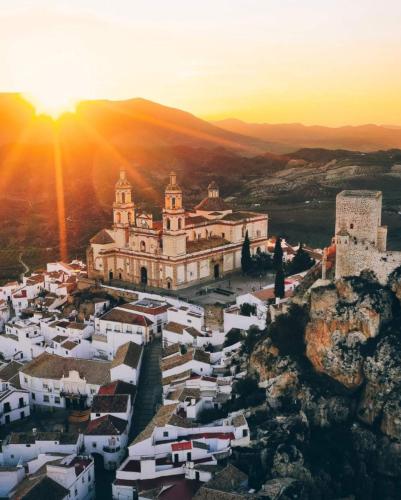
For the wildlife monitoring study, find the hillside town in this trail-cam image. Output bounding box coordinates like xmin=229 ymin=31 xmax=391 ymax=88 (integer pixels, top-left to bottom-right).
xmin=1 ymin=173 xmax=400 ymax=499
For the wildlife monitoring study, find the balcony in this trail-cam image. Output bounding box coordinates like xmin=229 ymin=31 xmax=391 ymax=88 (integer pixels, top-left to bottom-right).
xmin=103 ymin=445 xmax=121 ymax=454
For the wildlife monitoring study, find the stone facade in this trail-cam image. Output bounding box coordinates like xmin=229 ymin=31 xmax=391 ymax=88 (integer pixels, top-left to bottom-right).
xmin=87 ymin=171 xmax=269 ymax=290
xmin=334 ymin=190 xmax=401 ymax=284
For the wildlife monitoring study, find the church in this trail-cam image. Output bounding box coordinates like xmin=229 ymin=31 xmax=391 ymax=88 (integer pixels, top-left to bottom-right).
xmin=87 ymin=170 xmax=269 ymax=290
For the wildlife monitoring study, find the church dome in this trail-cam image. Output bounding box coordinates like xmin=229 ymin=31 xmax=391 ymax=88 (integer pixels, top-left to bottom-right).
xmin=195 ymin=196 xmax=230 ymax=212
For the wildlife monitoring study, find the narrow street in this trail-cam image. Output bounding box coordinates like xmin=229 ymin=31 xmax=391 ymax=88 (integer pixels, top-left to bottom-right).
xmin=130 ymin=338 xmax=163 ymax=439
xmin=96 ymin=339 xmax=163 ymax=499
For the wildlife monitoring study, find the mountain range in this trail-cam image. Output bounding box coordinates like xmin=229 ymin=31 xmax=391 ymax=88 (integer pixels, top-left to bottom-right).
xmin=1 ymin=93 xmax=401 ymax=280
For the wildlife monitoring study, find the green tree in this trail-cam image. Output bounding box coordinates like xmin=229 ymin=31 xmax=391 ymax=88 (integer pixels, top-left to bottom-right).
xmin=240 ymin=303 xmax=257 ymax=317
xmin=288 ymin=243 xmax=314 ymax=275
xmin=241 ymin=230 xmax=252 ymax=274
xmin=223 ymin=328 xmax=243 ymax=347
xmin=273 ymin=237 xmax=283 ymax=270
xmin=274 ymin=265 xmax=285 ymax=300
xmin=268 ymin=303 xmax=309 ymax=357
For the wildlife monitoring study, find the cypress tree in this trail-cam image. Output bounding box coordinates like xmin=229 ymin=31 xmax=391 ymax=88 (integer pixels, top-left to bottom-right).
xmin=274 ymin=264 xmax=285 ymax=300
xmin=288 ymin=242 xmax=314 ymax=275
xmin=241 ymin=230 xmax=252 ymax=274
xmin=273 ymin=237 xmax=283 ymax=270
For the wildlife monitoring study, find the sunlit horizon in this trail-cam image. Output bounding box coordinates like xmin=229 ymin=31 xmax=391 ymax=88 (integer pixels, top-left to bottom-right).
xmin=2 ymin=1 xmax=401 ymax=126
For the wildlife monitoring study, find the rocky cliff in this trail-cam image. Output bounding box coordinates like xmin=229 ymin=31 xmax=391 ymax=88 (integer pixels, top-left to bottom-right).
xmin=239 ymin=271 xmax=401 ymax=499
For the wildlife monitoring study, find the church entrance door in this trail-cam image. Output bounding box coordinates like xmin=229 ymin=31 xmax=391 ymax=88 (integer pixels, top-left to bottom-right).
xmin=214 ymin=263 xmax=220 ymax=279
xmin=140 ymin=267 xmax=148 ymax=285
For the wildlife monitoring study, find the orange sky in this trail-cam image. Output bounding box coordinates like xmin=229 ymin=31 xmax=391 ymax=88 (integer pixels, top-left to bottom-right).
xmin=1 ymin=1 xmax=401 ymax=125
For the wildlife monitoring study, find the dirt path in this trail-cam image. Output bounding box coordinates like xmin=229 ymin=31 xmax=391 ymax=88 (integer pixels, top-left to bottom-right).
xmin=18 ymin=252 xmax=30 ymax=281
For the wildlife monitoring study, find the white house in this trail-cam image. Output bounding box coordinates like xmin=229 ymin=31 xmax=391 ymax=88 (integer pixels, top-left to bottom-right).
xmin=0 ymin=464 xmax=25 ymax=498
xmin=0 ymin=382 xmax=30 ymax=425
xmin=9 ymin=453 xmax=95 ymax=500
xmin=0 ymin=300 xmax=10 ymax=330
xmin=91 ymin=394 xmax=132 ymax=423
xmin=166 ymin=305 xmax=204 ymax=332
xmin=112 ymin=404 xmax=250 ymax=496
xmin=0 ymin=360 xmax=24 ymax=388
xmin=19 ymin=353 xmax=111 ymax=409
xmin=46 ymin=336 xmax=93 ymax=359
xmin=110 ymin=342 xmax=143 ymax=385
xmin=43 ymin=319 xmax=94 ymax=341
xmin=0 ymin=318 xmax=45 ymax=361
xmin=84 ymin=415 xmax=129 ymax=471
xmin=118 ymin=298 xmax=170 ymax=334
xmin=94 ymin=307 xmax=153 ymax=356
xmin=162 ymin=321 xmax=206 ymax=348
xmin=161 ymin=349 xmax=212 ymax=391
xmin=22 ymin=274 xmax=46 ymax=299
xmin=0 ymin=281 xmax=19 ymax=302
xmin=11 ymin=290 xmax=29 ymax=316
xmin=0 ymin=431 xmax=83 ymax=466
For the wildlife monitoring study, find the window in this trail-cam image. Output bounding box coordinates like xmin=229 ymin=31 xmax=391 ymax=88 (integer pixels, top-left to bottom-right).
xmin=96 ymin=413 xmax=100 ymax=417
xmin=166 ymin=218 xmax=171 ymax=231
xmin=140 ymin=240 xmax=146 ymax=252
xmin=55 ymin=397 xmax=61 ymax=404
xmin=3 ymin=402 xmax=11 ymax=413
xmin=243 ymin=429 xmax=248 ymax=437
xmin=43 ymin=395 xmax=49 ymax=402
xmin=32 ymin=393 xmax=36 ymax=400
xmin=178 ymin=218 xmax=182 ymax=230
xmin=350 ymin=223 xmax=354 ymax=229
xmin=172 ymin=197 xmax=176 ymax=208
xmin=24 ymin=377 xmax=28 ymax=383
xmin=92 ymin=442 xmax=97 ymax=448
xmin=163 ymin=431 xmax=169 ymax=437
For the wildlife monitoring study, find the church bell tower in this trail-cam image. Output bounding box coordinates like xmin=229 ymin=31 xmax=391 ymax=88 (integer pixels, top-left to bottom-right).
xmin=162 ymin=171 xmax=186 ymax=257
xmin=113 ymin=168 xmax=135 ymax=228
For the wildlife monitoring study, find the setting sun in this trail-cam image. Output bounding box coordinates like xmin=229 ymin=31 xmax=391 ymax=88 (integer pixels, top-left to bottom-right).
xmin=25 ymin=90 xmax=78 ymax=118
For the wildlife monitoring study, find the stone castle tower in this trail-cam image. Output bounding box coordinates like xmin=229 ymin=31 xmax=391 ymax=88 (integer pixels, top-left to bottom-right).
xmin=334 ymin=190 xmax=400 ymax=283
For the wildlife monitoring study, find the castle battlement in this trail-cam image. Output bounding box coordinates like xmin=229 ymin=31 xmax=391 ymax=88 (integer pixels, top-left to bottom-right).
xmin=334 ymin=190 xmax=401 ymax=284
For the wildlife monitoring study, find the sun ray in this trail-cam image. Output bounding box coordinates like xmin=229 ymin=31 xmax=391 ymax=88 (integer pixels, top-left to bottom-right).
xmin=52 ymin=122 xmax=68 ymax=262
xmin=74 ymin=114 xmax=160 ymax=204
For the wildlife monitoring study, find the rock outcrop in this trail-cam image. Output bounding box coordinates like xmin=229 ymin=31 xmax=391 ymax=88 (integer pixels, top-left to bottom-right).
xmin=305 ymin=278 xmax=393 ymax=389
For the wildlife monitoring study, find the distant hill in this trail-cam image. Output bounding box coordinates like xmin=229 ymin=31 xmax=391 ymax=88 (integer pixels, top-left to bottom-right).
xmin=1 ymin=94 xmax=401 ymax=279
xmin=213 ymin=118 xmax=401 ymax=152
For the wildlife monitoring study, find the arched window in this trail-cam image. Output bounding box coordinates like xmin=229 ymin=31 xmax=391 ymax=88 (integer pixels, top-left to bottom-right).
xmin=116 ymin=212 xmax=121 ymax=224
xmin=178 ymin=218 xmax=182 ymax=230
xmin=172 ymin=197 xmax=176 ymax=208
xmin=121 ymin=192 xmax=126 ymax=204
xmin=241 ymin=226 xmax=245 ymax=237
xmin=140 ymin=241 xmax=146 ymax=252
xmin=166 ymin=218 xmax=171 ymax=230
